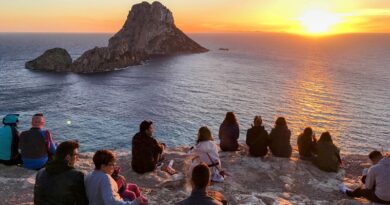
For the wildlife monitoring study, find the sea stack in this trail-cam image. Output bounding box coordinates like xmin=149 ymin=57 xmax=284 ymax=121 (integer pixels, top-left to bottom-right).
xmin=71 ymin=1 xmax=208 ymax=73
xmin=25 ymin=48 xmax=72 ymax=72
xmin=25 ymin=1 xmax=208 ymax=73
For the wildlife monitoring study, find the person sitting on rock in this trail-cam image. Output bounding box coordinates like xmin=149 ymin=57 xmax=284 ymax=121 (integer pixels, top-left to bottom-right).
xmin=111 ymin=167 xmax=148 ymax=203
xmin=339 ymin=152 xmax=390 ymax=204
xmin=268 ymin=117 xmax=292 ymax=158
xmin=219 ymin=112 xmax=239 ymax=151
xmin=0 ymin=114 xmax=22 ymax=166
xmin=246 ymin=116 xmax=269 ymax=157
xmin=176 ymin=163 xmax=225 ymax=205
xmin=190 ymin=126 xmax=224 ymax=183
xmin=34 ymin=140 xmax=88 ymax=205
xmin=359 ymin=150 xmax=383 ymax=184
xmin=297 ymin=127 xmax=317 ymax=161
xmin=131 ymin=120 xmax=165 ymax=174
xmin=313 ymin=132 xmax=341 ymax=172
xmin=19 ymin=113 xmax=57 ymax=170
xmin=85 ymin=150 xmax=143 ymax=205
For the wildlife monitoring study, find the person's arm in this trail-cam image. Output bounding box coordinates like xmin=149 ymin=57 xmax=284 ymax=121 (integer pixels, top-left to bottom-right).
xmin=100 ymin=174 xmax=140 ymax=205
xmin=46 ymin=131 xmax=57 ymax=155
xmin=246 ymin=130 xmax=251 ymax=146
xmin=74 ymin=173 xmax=89 ymax=205
xmin=365 ymin=167 xmax=376 ymax=189
xmin=233 ymin=125 xmax=240 ymax=140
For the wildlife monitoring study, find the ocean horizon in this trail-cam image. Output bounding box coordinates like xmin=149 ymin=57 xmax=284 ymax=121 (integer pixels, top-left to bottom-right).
xmin=1 ymin=32 xmax=389 ymax=154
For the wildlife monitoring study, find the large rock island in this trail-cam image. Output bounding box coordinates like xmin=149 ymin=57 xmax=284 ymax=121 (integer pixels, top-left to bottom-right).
xmin=25 ymin=1 xmax=208 ymax=73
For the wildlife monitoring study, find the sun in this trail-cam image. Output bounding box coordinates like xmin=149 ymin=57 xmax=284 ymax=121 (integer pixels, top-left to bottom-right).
xmin=299 ymin=9 xmax=341 ymax=35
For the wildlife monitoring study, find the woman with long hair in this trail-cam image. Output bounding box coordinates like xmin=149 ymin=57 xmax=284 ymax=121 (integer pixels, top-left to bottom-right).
xmin=191 ymin=126 xmax=224 ymax=183
xmin=219 ymin=112 xmax=239 ymax=151
xmin=314 ymin=132 xmax=342 ymax=172
xmin=268 ymin=117 xmax=292 ymax=158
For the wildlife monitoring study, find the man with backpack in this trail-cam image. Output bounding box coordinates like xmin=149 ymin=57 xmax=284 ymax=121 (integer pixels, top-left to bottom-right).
xmin=19 ymin=113 xmax=57 ymax=170
xmin=0 ymin=114 xmax=22 ymax=165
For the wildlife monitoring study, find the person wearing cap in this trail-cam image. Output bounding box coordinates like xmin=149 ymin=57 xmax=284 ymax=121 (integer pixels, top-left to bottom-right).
xmin=0 ymin=114 xmax=22 ymax=165
xmin=19 ymin=113 xmax=57 ymax=170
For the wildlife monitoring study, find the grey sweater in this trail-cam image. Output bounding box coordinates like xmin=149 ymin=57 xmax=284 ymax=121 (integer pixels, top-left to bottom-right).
xmin=84 ymin=170 xmax=139 ymax=205
xmin=365 ymin=157 xmax=390 ymax=201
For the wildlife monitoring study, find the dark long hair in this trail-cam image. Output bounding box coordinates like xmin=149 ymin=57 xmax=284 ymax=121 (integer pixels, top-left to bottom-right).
xmin=318 ymin=132 xmax=333 ymax=143
xmin=275 ymin=117 xmax=287 ymax=128
xmin=303 ymin=127 xmax=313 ymax=137
xmin=223 ymin=112 xmax=238 ymax=125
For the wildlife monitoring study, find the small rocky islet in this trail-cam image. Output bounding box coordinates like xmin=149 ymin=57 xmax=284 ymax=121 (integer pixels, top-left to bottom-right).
xmin=25 ymin=1 xmax=208 ymax=73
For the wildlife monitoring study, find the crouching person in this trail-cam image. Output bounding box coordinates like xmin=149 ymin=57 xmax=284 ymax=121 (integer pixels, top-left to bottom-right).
xmin=176 ymin=163 xmax=226 ymax=205
xmin=34 ymin=140 xmax=88 ymax=205
xmin=340 ymin=153 xmax=390 ymax=204
xmin=85 ymin=150 xmax=143 ymax=205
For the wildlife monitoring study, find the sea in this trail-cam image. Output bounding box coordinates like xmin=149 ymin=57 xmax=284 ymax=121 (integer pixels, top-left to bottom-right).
xmin=0 ymin=32 xmax=389 ymax=154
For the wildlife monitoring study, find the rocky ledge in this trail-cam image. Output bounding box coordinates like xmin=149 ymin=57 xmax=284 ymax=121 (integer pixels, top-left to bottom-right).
xmin=0 ymin=146 xmax=377 ymax=205
xmin=25 ymin=1 xmax=208 ymax=73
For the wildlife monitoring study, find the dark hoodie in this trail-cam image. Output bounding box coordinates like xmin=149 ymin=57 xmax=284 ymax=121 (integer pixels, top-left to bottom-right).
xmin=246 ymin=126 xmax=269 ymax=157
xmin=34 ymin=159 xmax=88 ymax=205
xmin=132 ymin=132 xmax=164 ymax=174
xmin=268 ymin=126 xmax=292 ymax=158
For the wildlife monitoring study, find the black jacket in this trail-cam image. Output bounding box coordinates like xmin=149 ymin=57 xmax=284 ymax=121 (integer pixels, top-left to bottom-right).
xmin=132 ymin=132 xmax=163 ymax=174
xmin=268 ymin=126 xmax=292 ymax=158
xmin=246 ymin=126 xmax=269 ymax=157
xmin=34 ymin=159 xmax=88 ymax=205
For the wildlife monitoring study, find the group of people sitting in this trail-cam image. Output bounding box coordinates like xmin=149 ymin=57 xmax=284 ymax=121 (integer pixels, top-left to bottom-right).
xmin=0 ymin=112 xmax=389 ymax=204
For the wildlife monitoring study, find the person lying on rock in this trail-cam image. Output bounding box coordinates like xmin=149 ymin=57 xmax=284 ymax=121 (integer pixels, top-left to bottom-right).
xmin=297 ymin=127 xmax=317 ymax=161
xmin=34 ymin=140 xmax=88 ymax=205
xmin=19 ymin=113 xmax=57 ymax=170
xmin=246 ymin=116 xmax=269 ymax=157
xmin=313 ymin=132 xmax=341 ymax=172
xmin=339 ymin=152 xmax=390 ymax=204
xmin=190 ymin=126 xmax=224 ymax=183
xmin=131 ymin=120 xmax=165 ymax=174
xmin=219 ymin=112 xmax=240 ymax=152
xmin=85 ymin=150 xmax=143 ymax=205
xmin=176 ymin=163 xmax=226 ymax=205
xmin=268 ymin=117 xmax=292 ymax=158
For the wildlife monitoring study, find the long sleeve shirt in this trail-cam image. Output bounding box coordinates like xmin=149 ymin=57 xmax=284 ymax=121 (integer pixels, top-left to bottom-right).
xmin=84 ymin=170 xmax=139 ymax=205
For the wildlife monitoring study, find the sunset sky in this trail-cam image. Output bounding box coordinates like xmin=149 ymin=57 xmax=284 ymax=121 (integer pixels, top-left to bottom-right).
xmin=1 ymin=0 xmax=390 ymax=35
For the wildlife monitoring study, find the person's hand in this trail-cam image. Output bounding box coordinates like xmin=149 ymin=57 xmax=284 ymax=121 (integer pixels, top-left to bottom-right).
xmin=132 ymin=197 xmax=142 ymax=205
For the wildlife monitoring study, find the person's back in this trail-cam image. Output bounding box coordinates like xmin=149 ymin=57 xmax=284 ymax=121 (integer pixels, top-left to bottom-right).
xmin=19 ymin=113 xmax=56 ymax=170
xmin=365 ymin=156 xmax=390 ymax=202
xmin=0 ymin=114 xmax=21 ymax=165
xmin=176 ymin=189 xmax=223 ymax=205
xmin=268 ymin=117 xmax=292 ymax=158
xmin=297 ymin=127 xmax=316 ymax=160
xmin=219 ymin=112 xmax=239 ymax=152
xmin=131 ymin=121 xmax=164 ymax=174
xmin=34 ymin=141 xmax=88 ymax=205
xmin=314 ymin=132 xmax=340 ymax=172
xmin=246 ymin=123 xmax=268 ymax=157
